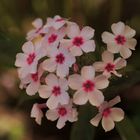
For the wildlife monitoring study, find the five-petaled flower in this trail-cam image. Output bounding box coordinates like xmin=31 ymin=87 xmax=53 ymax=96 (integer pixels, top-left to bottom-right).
xmin=38 ymin=74 xmax=70 ymax=109
xmin=102 ymin=21 xmax=137 ymax=59
xmin=61 ymin=23 xmax=95 ymax=56
xmin=68 ymin=66 xmax=109 ymax=106
xmin=42 ymin=47 xmax=76 ymax=78
xmin=46 ymin=101 xmax=78 ymax=129
xmin=15 ymin=41 xmax=46 ymax=78
xmin=93 ymin=51 xmax=127 ymax=78
xmin=90 ymin=96 xmax=124 ymax=132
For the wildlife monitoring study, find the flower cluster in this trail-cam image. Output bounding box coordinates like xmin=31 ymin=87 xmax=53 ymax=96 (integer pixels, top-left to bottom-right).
xmin=15 ymin=16 xmax=137 ymax=131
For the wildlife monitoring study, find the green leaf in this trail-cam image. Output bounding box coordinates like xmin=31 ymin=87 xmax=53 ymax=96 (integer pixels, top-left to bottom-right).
xmin=70 ymin=104 xmax=96 ymax=140
xmin=116 ymin=117 xmax=140 ymax=140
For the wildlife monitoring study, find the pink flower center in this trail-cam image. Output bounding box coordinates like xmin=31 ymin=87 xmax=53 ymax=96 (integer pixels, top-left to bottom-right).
xmin=72 ymin=37 xmax=84 ymax=47
xmin=83 ymin=80 xmax=95 ymax=92
xmin=115 ymin=35 xmax=126 ymax=45
xmin=48 ymin=34 xmax=57 ymax=43
xmin=31 ymin=72 xmax=38 ymax=82
xmin=52 ymin=86 xmax=61 ymax=96
xmin=58 ymin=107 xmax=67 ymax=116
xmin=56 ymin=53 xmax=65 ymax=64
xmin=105 ymin=63 xmax=115 ymax=72
xmin=27 ymin=53 xmax=36 ymax=65
xmin=102 ymin=108 xmax=111 ymax=118
xmin=55 ymin=18 xmax=64 ymax=22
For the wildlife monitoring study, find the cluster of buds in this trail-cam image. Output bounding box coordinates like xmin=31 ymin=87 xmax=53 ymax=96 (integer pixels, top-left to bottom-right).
xmin=15 ymin=15 xmax=137 ymax=131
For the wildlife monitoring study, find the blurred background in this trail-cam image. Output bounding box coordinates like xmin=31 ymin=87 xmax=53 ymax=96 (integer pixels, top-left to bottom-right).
xmin=0 ymin=0 xmax=140 ymax=140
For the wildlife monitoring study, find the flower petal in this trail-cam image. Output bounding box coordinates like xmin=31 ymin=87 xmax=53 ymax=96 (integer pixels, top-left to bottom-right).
xmin=15 ymin=53 xmax=26 ymax=67
xmin=93 ymin=62 xmax=105 ymax=72
xmin=42 ymin=59 xmax=56 ymax=72
xmin=126 ymin=38 xmax=137 ymax=50
xmin=81 ymin=40 xmax=95 ymax=53
xmin=80 ymin=26 xmax=95 ymax=40
xmin=111 ymin=22 xmax=125 ymax=35
xmin=38 ymin=85 xmax=51 ymax=99
xmin=124 ymin=25 xmax=136 ymax=38
xmin=110 ymin=107 xmax=124 ymax=122
xmin=81 ymin=66 xmax=95 ymax=80
xmin=22 ymin=41 xmax=34 ymax=54
xmin=68 ymin=74 xmax=82 ymax=90
xmin=120 ymin=47 xmax=132 ymax=59
xmin=73 ymin=90 xmax=88 ymax=105
xmin=32 ymin=18 xmax=43 ymax=28
xmin=67 ymin=23 xmax=80 ymax=38
xmin=45 ymin=74 xmax=58 ymax=86
xmin=46 ymin=109 xmax=58 ymax=121
xmin=94 ymin=75 xmax=109 ymax=89
xmin=107 ymin=43 xmax=121 ymax=53
xmin=57 ymin=117 xmax=67 ymax=129
xmin=70 ymin=47 xmax=83 ymax=56
xmin=108 ymin=96 xmax=121 ymax=107
xmin=101 ymin=32 xmax=115 ymax=44
xmin=114 ymin=57 xmax=127 ymax=70
xmin=88 ymin=89 xmax=104 ymax=106
xmin=59 ymin=78 xmax=68 ymax=90
xmin=102 ymin=116 xmax=115 ymax=132
xmin=90 ymin=113 xmax=102 ymax=127
xmin=102 ymin=51 xmax=114 ymax=63
xmin=47 ymin=96 xmax=59 ymax=109
xmin=58 ymin=92 xmax=70 ymax=105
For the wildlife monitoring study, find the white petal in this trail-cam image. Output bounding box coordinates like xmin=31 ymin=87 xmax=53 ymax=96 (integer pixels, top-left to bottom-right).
xmin=124 ymin=25 xmax=136 ymax=38
xmin=70 ymin=47 xmax=83 ymax=56
xmin=73 ymin=90 xmax=88 ymax=105
xmin=59 ymin=78 xmax=68 ymax=90
xmin=22 ymin=41 xmax=34 ymax=54
xmin=57 ymin=117 xmax=66 ymax=129
xmin=120 ymin=47 xmax=132 ymax=59
xmin=81 ymin=40 xmax=95 ymax=53
xmin=126 ymin=39 xmax=137 ymax=50
xmin=32 ymin=18 xmax=43 ymax=28
xmin=102 ymin=116 xmax=115 ymax=132
xmin=46 ymin=109 xmax=58 ymax=121
xmin=110 ymin=107 xmax=124 ymax=122
xmin=90 ymin=113 xmax=102 ymax=127
xmin=114 ymin=57 xmax=127 ymax=70
xmin=42 ymin=59 xmax=56 ymax=72
xmin=67 ymin=23 xmax=80 ymax=38
xmin=58 ymin=92 xmax=70 ymax=105
xmin=93 ymin=62 xmax=105 ymax=72
xmin=56 ymin=64 xmax=69 ymax=78
xmin=15 ymin=53 xmax=26 ymax=67
xmin=88 ymin=89 xmax=104 ymax=106
xmin=38 ymin=85 xmax=51 ymax=99
xmin=68 ymin=74 xmax=82 ymax=90
xmin=31 ymin=103 xmax=43 ymax=125
xmin=26 ymin=82 xmax=40 ymax=96
xmin=107 ymin=43 xmax=121 ymax=53
xmin=111 ymin=22 xmax=125 ymax=35
xmin=102 ymin=51 xmax=114 ymax=63
xmin=81 ymin=66 xmax=95 ymax=80
xmin=45 ymin=74 xmax=58 ymax=86
xmin=68 ymin=109 xmax=78 ymax=122
xmin=95 ymin=75 xmax=109 ymax=89
xmin=65 ymin=53 xmax=76 ymax=67
xmin=47 ymin=96 xmax=59 ymax=109
xmin=101 ymin=32 xmax=115 ymax=44
xmin=108 ymin=96 xmax=121 ymax=107
xmin=18 ymin=67 xmax=30 ymax=78
xmin=80 ymin=26 xmax=95 ymax=40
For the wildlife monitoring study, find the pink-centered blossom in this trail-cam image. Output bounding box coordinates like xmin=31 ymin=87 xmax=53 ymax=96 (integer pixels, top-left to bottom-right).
xmin=45 ymin=15 xmax=66 ymax=30
xmin=61 ymin=23 xmax=95 ymax=56
xmin=68 ymin=66 xmax=109 ymax=106
xmin=93 ymin=51 xmax=127 ymax=78
xmin=42 ymin=47 xmax=76 ymax=78
xmin=42 ymin=27 xmax=66 ymax=54
xmin=90 ymin=96 xmax=124 ymax=132
xmin=38 ymin=74 xmax=70 ymax=109
xmin=26 ymin=18 xmax=48 ymax=41
xmin=102 ymin=22 xmax=137 ymax=59
xmin=46 ymin=101 xmax=78 ymax=129
xmin=15 ymin=41 xmax=46 ymax=78
xmin=19 ymin=64 xmax=44 ymax=96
